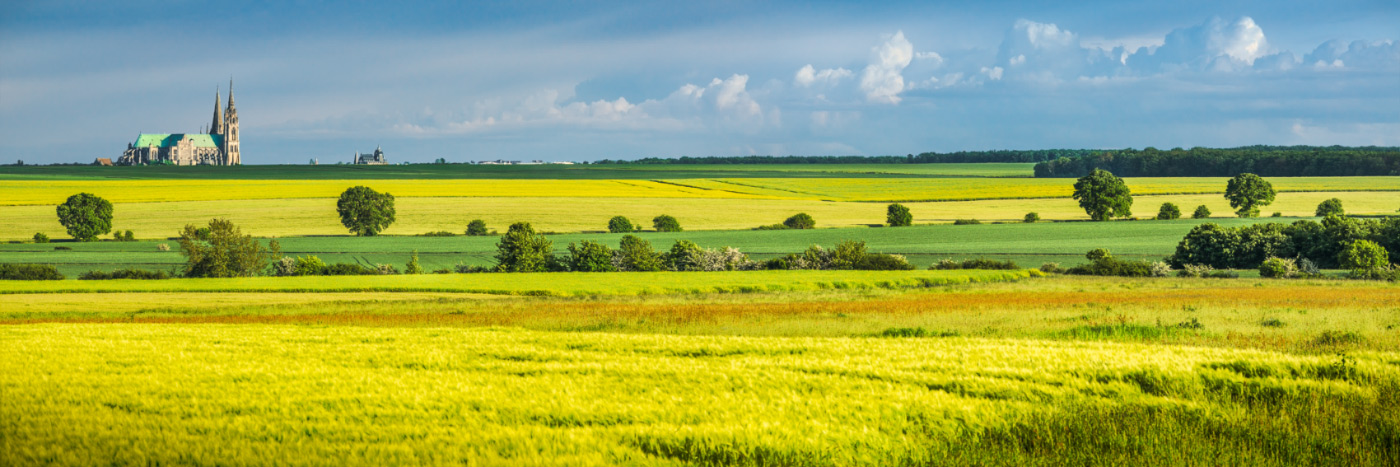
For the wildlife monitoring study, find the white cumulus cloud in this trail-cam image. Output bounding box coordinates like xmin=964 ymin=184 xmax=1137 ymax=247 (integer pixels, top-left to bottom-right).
xmin=859 ymin=31 xmax=914 ymax=104
xmin=794 ymin=64 xmax=853 ymax=87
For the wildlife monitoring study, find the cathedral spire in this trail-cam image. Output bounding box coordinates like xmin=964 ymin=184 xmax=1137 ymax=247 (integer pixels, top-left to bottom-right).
xmin=211 ymin=87 xmax=224 ymax=135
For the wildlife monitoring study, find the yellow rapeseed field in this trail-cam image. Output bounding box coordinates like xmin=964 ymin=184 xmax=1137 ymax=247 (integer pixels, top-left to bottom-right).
xmin=3 ymin=324 xmax=1396 ymax=465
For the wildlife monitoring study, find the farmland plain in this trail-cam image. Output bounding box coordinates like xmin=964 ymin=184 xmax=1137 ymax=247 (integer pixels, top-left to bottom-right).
xmin=3 ymin=163 xmax=1399 ymax=465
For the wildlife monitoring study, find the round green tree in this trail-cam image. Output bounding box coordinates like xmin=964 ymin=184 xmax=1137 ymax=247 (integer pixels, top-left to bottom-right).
xmin=1023 ymin=212 xmax=1039 ymax=223
xmin=466 ymin=219 xmax=488 ymax=236
xmin=1157 ymin=202 xmax=1181 ymax=220
xmin=1224 ymin=173 xmax=1275 ymax=218
xmin=567 ymin=241 xmax=616 ymax=272
xmin=652 ymin=215 xmax=682 ymax=232
xmin=337 ymin=186 xmax=396 ymax=236
xmin=1339 ymin=240 xmax=1389 ymax=278
xmin=1072 ymin=169 xmax=1133 ymax=221
xmin=1192 ymin=205 xmax=1212 ymax=219
xmin=608 ymin=216 xmax=636 ymax=233
xmin=1315 ymin=198 xmax=1344 ymax=217
xmin=56 ymin=192 xmax=114 ymax=241
xmin=494 ymin=222 xmax=553 ymax=272
xmin=886 ymin=203 xmax=912 ymax=227
xmin=783 ymin=213 xmax=815 ymax=230
xmin=617 ymin=235 xmax=663 ymax=271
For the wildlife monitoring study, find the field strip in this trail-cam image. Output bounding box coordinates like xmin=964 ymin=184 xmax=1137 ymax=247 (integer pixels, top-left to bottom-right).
xmin=0 ymin=292 xmax=505 ymax=316
xmin=0 ymin=269 xmax=1036 ymax=296
xmin=3 ymin=324 xmax=1397 ymax=464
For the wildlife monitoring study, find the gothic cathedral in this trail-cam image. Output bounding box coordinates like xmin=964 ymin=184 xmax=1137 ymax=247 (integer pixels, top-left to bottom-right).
xmin=119 ymin=80 xmax=241 ymax=165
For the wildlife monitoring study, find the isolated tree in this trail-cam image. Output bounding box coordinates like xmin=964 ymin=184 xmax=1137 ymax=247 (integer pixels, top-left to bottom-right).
xmin=56 ymin=192 xmax=113 ymax=241
xmin=177 ymin=218 xmax=276 ymax=277
xmin=617 ymin=235 xmax=663 ymax=271
xmin=1023 ymin=212 xmax=1039 ymax=223
xmin=494 ymin=222 xmax=552 ymax=272
xmin=608 ymin=216 xmax=637 ymax=233
xmin=652 ymin=215 xmax=682 ymax=232
xmin=886 ymin=203 xmax=913 ymax=227
xmin=784 ymin=213 xmax=816 ymax=230
xmin=567 ymin=241 xmax=616 ymax=272
xmin=1072 ymin=169 xmax=1133 ymax=221
xmin=1157 ymin=202 xmax=1181 ymax=220
xmin=337 ymin=186 xmax=396 ymax=236
xmin=1224 ymin=173 xmax=1275 ymax=218
xmin=466 ymin=219 xmax=488 ymax=236
xmin=405 ymin=250 xmax=424 ymax=274
xmin=1192 ymin=205 xmax=1212 ymax=219
xmin=1315 ymin=198 xmax=1345 ymax=217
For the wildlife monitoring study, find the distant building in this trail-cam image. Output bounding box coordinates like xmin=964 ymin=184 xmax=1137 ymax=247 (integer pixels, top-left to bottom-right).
xmin=93 ymin=158 xmax=113 ymax=166
xmin=118 ymin=80 xmax=241 ymax=166
xmin=354 ymin=147 xmax=388 ymax=165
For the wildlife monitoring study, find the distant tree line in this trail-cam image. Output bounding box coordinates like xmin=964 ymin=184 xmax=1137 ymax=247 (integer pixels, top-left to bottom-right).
xmin=1033 ymin=145 xmax=1400 ymax=178
xmin=594 ymin=149 xmax=1097 ymax=165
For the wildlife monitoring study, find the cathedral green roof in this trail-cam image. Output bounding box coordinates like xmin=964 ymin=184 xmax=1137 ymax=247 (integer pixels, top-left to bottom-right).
xmin=133 ymin=133 xmax=223 ymax=148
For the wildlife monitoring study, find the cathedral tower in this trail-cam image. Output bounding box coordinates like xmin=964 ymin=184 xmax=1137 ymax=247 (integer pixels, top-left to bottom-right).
xmin=222 ymin=79 xmax=240 ymax=165
xmin=210 ymin=88 xmax=224 ymax=136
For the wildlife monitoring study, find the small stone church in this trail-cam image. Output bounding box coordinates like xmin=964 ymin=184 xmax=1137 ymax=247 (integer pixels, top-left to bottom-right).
xmin=118 ymin=81 xmax=241 ymax=165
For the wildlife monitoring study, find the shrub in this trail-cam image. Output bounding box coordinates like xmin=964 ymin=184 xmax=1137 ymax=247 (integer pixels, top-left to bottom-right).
xmin=856 ymin=253 xmax=915 ymax=271
xmin=294 ymin=255 xmax=326 ymax=276
xmin=322 ymin=263 xmax=379 ymax=275
xmin=454 ymin=263 xmax=491 ymax=274
xmin=376 ymin=264 xmax=400 ymax=275
xmin=405 ymin=251 xmax=424 ymax=274
xmin=1073 ymin=169 xmax=1133 ymax=221
xmin=931 ymin=258 xmax=1019 ymax=270
xmin=53 ymin=246 xmax=72 ymax=251
xmin=157 ymin=243 xmax=170 ymax=251
xmin=1225 ymin=173 xmax=1276 ymax=218
xmin=615 ymin=235 xmax=663 ymax=271
xmin=1156 ymin=203 xmax=1181 ymax=220
xmin=879 ymin=327 xmax=959 ymax=338
xmin=698 ymin=247 xmax=755 ymax=271
xmin=1191 ymin=205 xmax=1211 ymax=219
xmin=1339 ymin=240 xmax=1390 ymax=279
xmin=466 ymin=220 xmax=489 ymax=236
xmin=1298 ymin=258 xmax=1321 ymax=277
xmin=432 ymin=268 xmax=451 ymax=274
xmin=1150 ymin=261 xmax=1172 ymax=277
xmin=420 ymin=231 xmax=456 ymax=237
xmin=177 ymin=219 xmax=277 ymax=278
xmin=753 ymin=224 xmax=789 ymax=231
xmin=273 ymin=256 xmax=297 ymax=276
xmin=32 ymin=233 xmax=48 ymax=243
xmin=1271 ymin=212 xmax=1282 ymax=217
xmin=79 ymin=268 xmax=171 ymax=280
xmin=1039 ymin=262 xmax=1065 ymax=274
xmin=783 ymin=213 xmax=815 ymax=230
xmin=663 ymin=240 xmax=705 ymax=271
xmin=652 ymin=215 xmax=682 ymax=232
xmin=1260 ymin=318 xmax=1285 ymax=328
xmin=0 ymin=263 xmax=65 ymax=280
xmin=607 ymin=216 xmax=637 ymax=233
xmin=1315 ymin=198 xmax=1345 ymax=217
xmin=886 ymin=203 xmax=912 ymax=227
xmin=828 ymin=240 xmax=869 ymax=270
xmin=931 ymin=259 xmax=962 ymax=270
xmin=1178 ymin=264 xmax=1215 ymax=278
xmin=123 ymin=230 xmax=135 ymax=241
xmin=1023 ymin=212 xmax=1039 ymax=223
xmin=495 ymin=222 xmax=553 ymax=272
xmin=1258 ymin=257 xmax=1298 ymax=278
xmin=567 ymin=241 xmax=616 ymax=272
xmin=1066 ymin=249 xmax=1157 ymax=277
xmin=56 ymin=192 xmax=113 ymax=241
xmin=953 ymin=219 xmax=981 ymax=225
xmin=1086 ymin=248 xmax=1112 ymax=262
xmin=337 ymin=186 xmax=396 ymax=236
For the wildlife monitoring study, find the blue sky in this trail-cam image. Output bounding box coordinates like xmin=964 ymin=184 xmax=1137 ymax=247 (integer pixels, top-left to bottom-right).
xmin=1 ymin=1 xmax=1397 ymax=164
